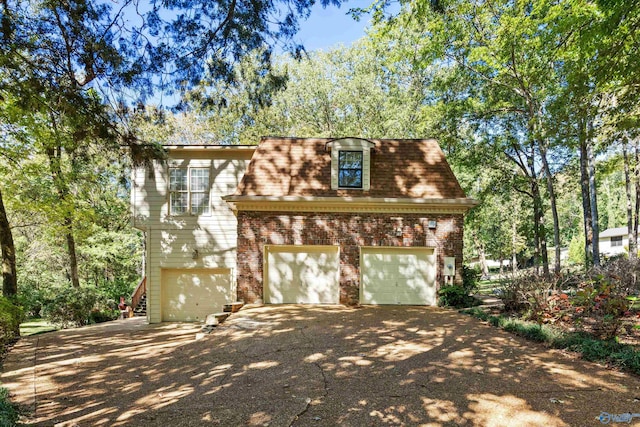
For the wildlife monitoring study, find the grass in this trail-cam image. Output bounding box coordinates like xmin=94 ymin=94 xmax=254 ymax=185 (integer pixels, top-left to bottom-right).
xmin=19 ymin=318 xmax=57 ymax=337
xmin=462 ymin=307 xmax=640 ymax=375
xmin=476 ymin=278 xmax=508 ymax=294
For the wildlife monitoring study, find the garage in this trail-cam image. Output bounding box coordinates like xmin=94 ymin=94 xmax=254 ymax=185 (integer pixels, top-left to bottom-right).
xmin=161 ymin=268 xmax=233 ymax=321
xmin=360 ymin=247 xmax=437 ymax=305
xmin=264 ymin=245 xmax=340 ymax=304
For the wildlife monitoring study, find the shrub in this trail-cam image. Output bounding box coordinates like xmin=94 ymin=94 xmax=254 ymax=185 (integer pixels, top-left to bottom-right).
xmin=89 ymin=309 xmax=119 ymax=324
xmin=0 ymin=387 xmax=19 ymax=427
xmin=596 ymin=256 xmax=640 ymax=296
xmin=42 ymin=285 xmax=99 ymax=328
xmin=462 ymin=265 xmax=480 ymax=294
xmin=0 ymin=297 xmax=24 ymax=351
xmin=463 ymin=310 xmax=640 ymax=376
xmin=439 ymin=285 xmax=478 ymax=308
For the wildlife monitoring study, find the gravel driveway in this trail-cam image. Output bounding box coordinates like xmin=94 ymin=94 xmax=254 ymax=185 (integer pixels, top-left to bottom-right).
xmin=3 ymin=305 xmax=640 ymax=426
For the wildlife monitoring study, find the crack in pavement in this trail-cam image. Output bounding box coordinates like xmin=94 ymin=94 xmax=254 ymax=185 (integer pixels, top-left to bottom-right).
xmin=288 ymin=397 xmax=312 ymax=427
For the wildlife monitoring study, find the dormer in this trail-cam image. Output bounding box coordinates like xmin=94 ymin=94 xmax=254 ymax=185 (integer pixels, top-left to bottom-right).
xmin=327 ymin=138 xmax=375 ymax=191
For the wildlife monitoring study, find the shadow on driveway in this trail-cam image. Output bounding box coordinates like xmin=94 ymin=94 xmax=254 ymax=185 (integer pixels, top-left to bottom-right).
xmin=2 ymin=305 xmax=637 ymax=426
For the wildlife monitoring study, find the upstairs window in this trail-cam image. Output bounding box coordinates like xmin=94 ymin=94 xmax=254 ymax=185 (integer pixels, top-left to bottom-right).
xmin=338 ymin=151 xmax=363 ymax=188
xmin=169 ymin=167 xmax=210 ymax=215
xmin=611 ymin=236 xmax=623 ymax=247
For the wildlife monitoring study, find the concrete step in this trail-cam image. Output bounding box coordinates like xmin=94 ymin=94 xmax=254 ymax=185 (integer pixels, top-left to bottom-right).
xmin=205 ymin=312 xmax=230 ymax=326
xmin=223 ymin=302 xmax=244 ymax=313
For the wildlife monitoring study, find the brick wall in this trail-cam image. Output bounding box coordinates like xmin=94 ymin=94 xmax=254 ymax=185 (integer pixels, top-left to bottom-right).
xmin=236 ymin=212 xmax=465 ymax=305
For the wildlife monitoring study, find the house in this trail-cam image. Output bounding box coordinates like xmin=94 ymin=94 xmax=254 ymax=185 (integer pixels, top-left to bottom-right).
xmin=600 ymin=227 xmax=634 ymax=257
xmin=131 ymin=137 xmax=477 ymax=323
xmin=131 ymin=145 xmax=255 ymax=323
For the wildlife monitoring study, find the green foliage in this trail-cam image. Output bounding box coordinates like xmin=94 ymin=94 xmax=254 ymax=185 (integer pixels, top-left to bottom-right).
xmin=0 ymin=387 xmax=19 ymax=427
xmin=463 ymin=309 xmax=640 ymax=375
xmin=89 ymin=309 xmax=119 ymax=324
xmin=462 ymin=265 xmax=480 ymax=293
xmin=440 ymin=265 xmax=482 ymax=308
xmin=0 ymin=297 xmax=23 ymax=351
xmin=40 ymin=281 xmax=125 ymax=328
xmin=439 ymin=285 xmax=471 ymax=308
xmin=568 ymin=233 xmax=586 ymax=266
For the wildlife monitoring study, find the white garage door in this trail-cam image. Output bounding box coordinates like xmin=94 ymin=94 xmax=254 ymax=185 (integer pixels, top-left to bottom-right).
xmin=360 ymin=247 xmax=436 ymax=305
xmin=161 ymin=268 xmax=233 ymax=321
xmin=265 ymin=245 xmax=340 ymax=304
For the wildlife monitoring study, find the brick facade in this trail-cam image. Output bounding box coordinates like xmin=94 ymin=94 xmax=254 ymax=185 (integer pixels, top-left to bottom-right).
xmin=236 ymin=211 xmax=464 ymax=305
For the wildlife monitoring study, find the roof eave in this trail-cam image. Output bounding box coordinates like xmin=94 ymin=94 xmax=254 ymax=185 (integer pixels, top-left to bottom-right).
xmin=223 ymin=196 xmax=479 ymax=214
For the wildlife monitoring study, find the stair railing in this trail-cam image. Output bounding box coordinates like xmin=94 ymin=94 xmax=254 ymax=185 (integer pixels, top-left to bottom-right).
xmin=131 ymin=276 xmax=147 ymax=311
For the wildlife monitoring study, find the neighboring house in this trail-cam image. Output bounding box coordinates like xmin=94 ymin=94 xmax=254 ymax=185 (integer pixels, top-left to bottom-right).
xmin=600 ymin=227 xmax=634 ymax=257
xmin=132 ymin=137 xmax=477 ymax=323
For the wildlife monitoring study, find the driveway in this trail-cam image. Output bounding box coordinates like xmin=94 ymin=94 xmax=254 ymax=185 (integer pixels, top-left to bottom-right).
xmin=2 ymin=305 xmax=640 ymax=426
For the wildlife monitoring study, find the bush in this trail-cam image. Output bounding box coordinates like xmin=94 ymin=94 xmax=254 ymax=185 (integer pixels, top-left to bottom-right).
xmin=439 ymin=285 xmax=478 ymax=308
xmin=0 ymin=297 xmax=24 ymax=351
xmin=438 ymin=265 xmax=481 ymax=308
xmin=42 ymin=285 xmax=99 ymax=328
xmin=89 ymin=309 xmax=119 ymax=324
xmin=462 ymin=265 xmax=480 ymax=293
xmin=463 ymin=309 xmax=640 ymax=375
xmin=0 ymin=387 xmax=19 ymax=427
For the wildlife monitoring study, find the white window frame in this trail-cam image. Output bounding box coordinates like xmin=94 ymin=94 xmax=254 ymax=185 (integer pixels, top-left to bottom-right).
xmin=338 ymin=150 xmax=364 ymax=189
xmin=329 ymin=138 xmax=374 ymax=191
xmin=168 ymin=167 xmax=211 ymax=216
xmin=611 ymin=236 xmax=623 ymax=247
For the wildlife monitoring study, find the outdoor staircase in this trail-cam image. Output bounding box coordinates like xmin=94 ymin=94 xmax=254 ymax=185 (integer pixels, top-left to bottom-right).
xmin=131 ymin=276 xmax=147 ymax=317
xmin=133 ymin=294 xmax=147 ymax=316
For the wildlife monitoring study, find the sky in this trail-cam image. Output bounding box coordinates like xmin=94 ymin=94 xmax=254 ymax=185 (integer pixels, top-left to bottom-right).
xmin=294 ymin=0 xmax=375 ymax=51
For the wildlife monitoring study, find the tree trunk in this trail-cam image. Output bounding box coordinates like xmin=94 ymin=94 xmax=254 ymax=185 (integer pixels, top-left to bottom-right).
xmin=528 ymin=147 xmax=549 ymax=278
xmin=64 ymin=217 xmax=80 ymax=288
xmin=0 ymin=187 xmax=17 ymax=297
xmin=634 ymin=137 xmax=640 ymax=258
xmin=539 ymin=139 xmax=561 ymax=275
xmin=473 ymin=233 xmax=490 ymax=278
xmin=586 ymin=130 xmax=600 ymax=267
xmin=46 ymin=145 xmax=80 ymax=288
xmin=579 ymin=120 xmax=593 ymax=267
xmin=623 ymin=138 xmax=636 ymax=258
xmin=534 ymin=184 xmax=550 ymax=278
xmin=511 ymin=220 xmax=518 ymax=274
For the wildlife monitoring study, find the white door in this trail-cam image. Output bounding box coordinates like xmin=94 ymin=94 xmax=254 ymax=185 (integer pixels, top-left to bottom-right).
xmin=161 ymin=268 xmax=233 ymax=321
xmin=360 ymin=247 xmax=436 ymax=305
xmin=265 ymin=245 xmax=340 ymax=304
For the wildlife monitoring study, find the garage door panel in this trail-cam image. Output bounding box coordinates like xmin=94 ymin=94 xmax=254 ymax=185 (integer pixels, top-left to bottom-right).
xmin=361 ymin=248 xmax=436 ymax=306
xmin=162 ymin=269 xmax=232 ymax=322
xmin=266 ymin=246 xmax=340 ymax=304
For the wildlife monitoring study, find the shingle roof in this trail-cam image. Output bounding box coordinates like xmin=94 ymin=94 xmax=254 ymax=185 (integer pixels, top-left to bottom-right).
xmin=600 ymin=227 xmax=628 ymax=238
xmin=234 ymin=137 xmax=468 ymax=199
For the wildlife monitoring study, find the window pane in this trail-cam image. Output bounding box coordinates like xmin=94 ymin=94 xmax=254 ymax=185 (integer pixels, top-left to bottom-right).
xmin=338 ymin=151 xmax=363 ymax=188
xmin=339 ymin=169 xmax=362 ymax=188
xmin=169 ymin=169 xmax=188 ymax=191
xmin=191 ymin=192 xmax=210 ymax=214
xmin=170 ymin=192 xmax=188 ymax=215
xmin=339 ymin=151 xmax=363 ymax=169
xmin=190 ymin=168 xmax=209 ymax=192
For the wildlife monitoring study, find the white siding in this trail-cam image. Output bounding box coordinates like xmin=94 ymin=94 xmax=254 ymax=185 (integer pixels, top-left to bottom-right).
xmin=600 ymin=236 xmax=629 ymax=257
xmin=132 ymin=149 xmax=253 ymax=323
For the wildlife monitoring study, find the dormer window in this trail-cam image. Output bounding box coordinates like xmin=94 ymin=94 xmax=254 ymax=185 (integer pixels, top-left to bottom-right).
xmin=329 ymin=138 xmax=374 ymax=191
xmin=338 ymin=151 xmax=363 ymax=188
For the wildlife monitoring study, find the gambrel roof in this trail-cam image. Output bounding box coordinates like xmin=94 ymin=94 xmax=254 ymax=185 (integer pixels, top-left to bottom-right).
xmin=233 ymin=137 xmax=468 ymax=199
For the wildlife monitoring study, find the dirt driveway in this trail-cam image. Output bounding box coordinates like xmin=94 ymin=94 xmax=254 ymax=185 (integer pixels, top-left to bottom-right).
xmin=3 ymin=305 xmax=640 ymax=426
